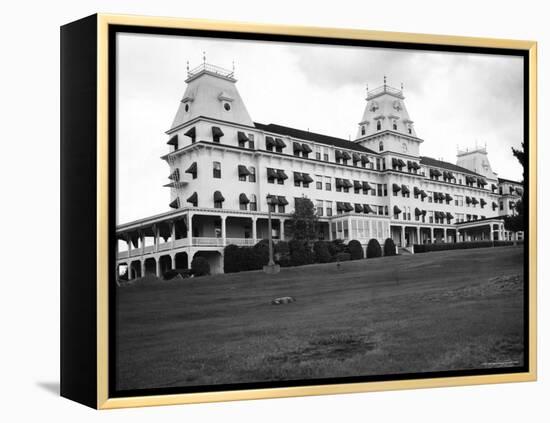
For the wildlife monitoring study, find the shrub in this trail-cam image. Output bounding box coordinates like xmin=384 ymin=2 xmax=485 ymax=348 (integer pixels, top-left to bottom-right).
xmin=163 ymin=269 xmax=192 ymax=280
xmin=223 ymin=244 xmax=241 ymax=273
xmin=277 ymin=255 xmax=293 ymax=268
xmin=334 ymin=252 xmax=351 ymax=262
xmin=328 ymin=239 xmax=346 ymax=257
xmin=289 ymin=239 xmax=314 ymax=266
xmin=313 ymin=240 xmax=332 ymax=263
xmin=275 ymin=240 xmax=290 ymax=256
xmin=191 ymin=256 xmax=210 ymax=276
xmin=366 ymin=238 xmax=382 ymax=258
xmin=347 ymin=240 xmax=364 ymax=260
xmin=253 ymin=239 xmax=271 ymax=267
xmin=384 ymin=238 xmax=396 ymax=256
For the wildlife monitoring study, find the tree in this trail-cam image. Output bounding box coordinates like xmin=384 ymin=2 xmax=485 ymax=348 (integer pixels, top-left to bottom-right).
xmin=313 ymin=240 xmax=331 ymax=263
xmin=289 ymin=239 xmax=314 ymax=266
xmin=366 ymin=239 xmax=382 ymax=258
xmin=223 ymin=244 xmax=241 ymax=273
xmin=384 ymin=238 xmax=397 ymax=256
xmin=347 ymin=240 xmax=364 ymax=260
xmin=191 ymin=256 xmax=210 ymax=276
xmin=505 ymin=142 xmax=525 ymax=233
xmin=287 ymin=197 xmax=318 ymax=242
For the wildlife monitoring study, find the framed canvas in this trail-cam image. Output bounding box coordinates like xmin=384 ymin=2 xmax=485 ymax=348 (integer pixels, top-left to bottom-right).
xmin=60 ymin=14 xmax=537 ymax=409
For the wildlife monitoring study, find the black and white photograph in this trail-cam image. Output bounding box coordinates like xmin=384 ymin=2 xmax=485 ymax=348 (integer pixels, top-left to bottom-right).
xmin=112 ymin=29 xmax=528 ymax=395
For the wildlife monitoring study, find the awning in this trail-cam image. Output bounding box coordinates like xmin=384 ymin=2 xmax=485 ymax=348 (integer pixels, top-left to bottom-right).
xmin=278 ymin=196 xmax=289 ymax=206
xmin=446 ymin=212 xmax=454 ymax=220
xmin=407 ymin=160 xmax=413 ymax=169
xmin=336 ymin=202 xmax=344 ymax=211
xmin=238 ymin=165 xmax=251 ymax=176
xmin=343 ymin=179 xmax=353 ymax=188
xmin=342 ymin=151 xmax=352 ymax=160
xmin=352 ymin=153 xmax=361 ymax=163
xmin=274 ymin=138 xmax=286 ymax=148
xmin=420 ymin=190 xmax=428 ymax=199
xmin=185 ymin=162 xmax=197 ymax=174
xmin=491 ymin=183 xmax=498 ymax=191
xmin=184 ymin=127 xmax=196 ymax=139
xmin=335 ymin=150 xmax=343 ymax=160
xmin=431 ymin=168 xmax=442 ymax=177
xmin=392 ymin=183 xmax=401 ymax=192
xmin=353 ymin=180 xmax=362 ymax=189
xmin=477 ymin=177 xmax=488 ymax=185
xmin=393 ymin=205 xmax=402 ymax=214
xmin=212 ymin=126 xmax=224 ymax=139
xmin=392 ymin=158 xmax=398 ymax=167
xmin=265 ymin=136 xmax=276 ymax=148
xmin=492 ymin=201 xmax=498 ymax=210
xmin=471 ymin=197 xmax=479 ymax=205
xmin=413 ymin=162 xmax=421 ymax=170
xmin=301 ymin=143 xmax=312 ymax=153
xmin=445 ymin=193 xmax=453 ymax=202
xmin=187 ymin=192 xmax=197 ymax=204
xmin=516 ymin=187 xmax=523 ymax=195
xmin=397 ymin=159 xmax=406 ymax=167
xmin=169 ymin=198 xmax=180 ymax=209
xmin=363 ymin=204 xmax=374 ymax=214
xmin=239 ymin=193 xmax=250 ymax=204
xmin=480 ymin=198 xmax=487 ymax=206
xmin=421 ymin=210 xmax=427 ymax=216
xmin=213 ymin=191 xmax=225 ymax=202
xmin=267 ymin=168 xmax=278 ymax=178
xmin=167 ymin=135 xmax=178 ymax=147
xmin=335 ymin=178 xmax=343 ymax=188
xmin=302 ymin=173 xmax=314 ymax=183
xmin=465 ymin=175 xmax=475 ymax=184
xmin=293 ymin=171 xmax=304 ymax=182
xmin=465 ymin=196 xmax=472 ymax=204
xmin=344 ymin=202 xmax=354 ymax=212
xmin=293 ymin=142 xmax=303 ymax=152
xmin=168 ymin=168 xmax=180 ymax=181
xmin=237 ymin=131 xmax=250 ymax=143
xmin=415 ymin=207 xmax=422 ymax=216
xmin=362 ymin=181 xmax=372 ymax=191
xmin=361 ymin=155 xmax=370 ymax=164
xmin=413 ymin=187 xmax=421 ymax=196
xmin=276 ymin=169 xmax=288 ymax=180
xmin=401 ymin=185 xmax=410 ymax=194
xmin=354 ymin=203 xmax=363 ymax=213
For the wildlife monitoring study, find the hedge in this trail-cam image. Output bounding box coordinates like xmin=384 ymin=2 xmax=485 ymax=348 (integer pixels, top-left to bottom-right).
xmin=366 ymin=239 xmax=382 ymax=258
xmin=334 ymin=252 xmax=351 ymax=262
xmin=313 ymin=240 xmax=332 ymax=263
xmin=191 ymin=256 xmax=210 ymax=276
xmin=347 ymin=240 xmax=364 ymax=260
xmin=413 ymin=240 xmax=514 ymax=253
xmin=383 ymin=238 xmax=396 ymax=256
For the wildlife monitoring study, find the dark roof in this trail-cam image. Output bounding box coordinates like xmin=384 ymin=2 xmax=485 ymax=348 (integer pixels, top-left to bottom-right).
xmin=420 ymin=156 xmax=481 ymax=177
xmin=455 ymin=215 xmax=504 ymax=225
xmin=254 ymin=122 xmax=378 ymax=155
xmin=498 ymin=177 xmax=522 ymax=185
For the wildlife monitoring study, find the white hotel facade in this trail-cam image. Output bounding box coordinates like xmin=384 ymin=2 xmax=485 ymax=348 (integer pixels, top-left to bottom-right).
xmin=116 ymin=62 xmax=523 ymax=277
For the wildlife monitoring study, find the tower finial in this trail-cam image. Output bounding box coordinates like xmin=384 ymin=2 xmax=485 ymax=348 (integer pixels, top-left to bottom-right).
xmin=401 ymin=82 xmax=404 ymax=91
xmin=366 ymin=83 xmax=369 ymax=96
xmin=202 ymin=51 xmax=206 ymax=64
xmin=232 ymin=60 xmax=235 ymax=74
xmin=384 ymin=75 xmax=387 ymax=86
xmin=186 ymin=60 xmax=189 ymax=72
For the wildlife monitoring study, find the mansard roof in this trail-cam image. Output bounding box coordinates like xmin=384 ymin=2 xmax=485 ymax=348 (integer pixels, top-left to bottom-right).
xmin=254 ymin=122 xmax=378 ymax=155
xmin=497 ymin=177 xmax=523 ymax=185
xmin=419 ymin=156 xmax=483 ymax=177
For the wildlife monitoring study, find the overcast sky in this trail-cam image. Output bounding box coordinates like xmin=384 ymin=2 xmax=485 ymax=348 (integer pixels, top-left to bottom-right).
xmin=117 ymin=32 xmax=524 ymax=224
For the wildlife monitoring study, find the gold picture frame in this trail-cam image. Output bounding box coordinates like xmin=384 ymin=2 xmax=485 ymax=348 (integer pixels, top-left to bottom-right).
xmin=61 ymin=13 xmax=537 ymax=409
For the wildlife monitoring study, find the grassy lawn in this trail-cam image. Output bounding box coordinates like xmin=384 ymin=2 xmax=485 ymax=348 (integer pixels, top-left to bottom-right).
xmin=115 ymin=246 xmax=524 ymax=391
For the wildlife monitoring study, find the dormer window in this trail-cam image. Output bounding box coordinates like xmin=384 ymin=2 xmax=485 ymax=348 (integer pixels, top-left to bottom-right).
xmin=393 ymin=122 xmax=397 ymax=130
xmin=377 ymin=121 xmax=382 ymax=131
xmin=361 ymin=125 xmax=366 ymax=136
xmin=223 ymin=102 xmax=231 ymax=111
xmin=379 ymin=141 xmax=384 ymax=152
xmin=408 ymin=127 xmax=412 ymax=134
xmin=184 ymin=104 xmax=190 ymax=112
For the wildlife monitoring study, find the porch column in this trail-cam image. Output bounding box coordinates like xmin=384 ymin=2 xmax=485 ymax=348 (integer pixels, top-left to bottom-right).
xmin=221 ymin=216 xmax=227 ymax=246
xmin=444 ymin=228 xmax=448 ymax=243
xmin=155 ymin=258 xmax=161 ymax=277
xmin=126 ymin=236 xmax=132 ymax=257
xmin=140 ymin=259 xmax=145 ymax=278
xmin=188 ymin=213 xmax=194 ymax=246
xmin=430 ymin=227 xmax=434 ymax=243
xmin=140 ymin=231 xmax=145 ymax=256
xmin=170 ymin=221 xmax=176 ymax=249
xmin=401 ymin=226 xmax=405 ymax=247
xmin=348 ymin=216 xmax=352 ymax=241
xmin=280 ymin=219 xmax=286 ymax=241
xmin=252 ymin=217 xmax=257 ymax=242
xmin=416 ymin=227 xmax=420 ymax=245
xmin=328 ymin=222 xmax=333 ymax=241
xmin=489 ymin=224 xmax=494 ymax=241
xmin=153 ymin=224 xmax=159 ymax=252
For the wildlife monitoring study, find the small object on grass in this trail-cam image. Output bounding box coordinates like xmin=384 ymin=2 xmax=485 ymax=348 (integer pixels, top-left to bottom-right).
xmin=271 ymin=296 xmax=296 ymax=305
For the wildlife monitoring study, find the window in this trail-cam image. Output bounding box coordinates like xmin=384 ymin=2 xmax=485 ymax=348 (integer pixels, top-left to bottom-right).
xmin=354 ymin=182 xmax=360 ymax=194
xmin=325 ymin=176 xmax=332 ymax=191
xmin=466 ymin=214 xmax=471 ymax=221
xmin=377 ymin=121 xmax=382 ymax=131
xmin=377 ymin=184 xmax=383 ymax=197
xmin=408 ymin=127 xmax=412 ymax=134
xmin=402 ymin=142 xmax=407 ymax=152
xmin=427 ymin=191 xmax=433 ymax=203
xmin=457 ymin=213 xmax=464 ymax=223
xmin=248 ymin=133 xmax=255 ymax=149
xmin=184 ymin=103 xmax=190 ymax=112
xmin=428 ymin=211 xmax=434 ymax=224
xmin=224 ymin=102 xmax=231 ymax=111
xmin=323 ymin=147 xmax=329 ymax=161
xmin=393 ymin=122 xmax=398 ymax=130
xmin=316 ymin=200 xmax=323 ymax=216
xmin=248 ymin=167 xmax=256 ymax=182
xmin=278 ymin=205 xmax=286 ymax=213
xmin=379 ymin=140 xmax=384 ymax=151
xmin=214 ymin=200 xmax=223 ymax=209
xmin=213 ymin=161 xmax=221 ymax=178
xmin=250 ymin=194 xmax=257 ymax=211
xmin=455 ymin=195 xmax=464 ymax=207
xmin=315 ymin=146 xmax=321 ymax=160
xmin=316 ymin=175 xmax=323 ymax=190
xmin=326 ymin=201 xmax=333 ymax=216
xmin=269 ymin=203 xmax=276 ymax=213
xmin=240 ymin=201 xmax=247 ymax=211
xmin=361 ymin=125 xmax=366 ymax=135
xmin=402 ymin=185 xmax=410 ymax=198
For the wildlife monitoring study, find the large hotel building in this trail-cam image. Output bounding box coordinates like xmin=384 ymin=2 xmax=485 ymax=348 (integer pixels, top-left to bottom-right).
xmin=116 ymin=62 xmax=523 ymax=277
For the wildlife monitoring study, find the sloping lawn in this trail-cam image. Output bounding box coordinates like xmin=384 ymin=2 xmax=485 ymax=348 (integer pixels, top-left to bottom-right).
xmin=115 ymin=246 xmax=524 ymax=391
